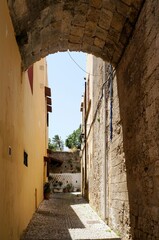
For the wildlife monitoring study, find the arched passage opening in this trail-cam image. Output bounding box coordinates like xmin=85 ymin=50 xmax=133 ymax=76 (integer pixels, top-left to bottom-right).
xmin=7 ymin=0 xmax=144 ymax=69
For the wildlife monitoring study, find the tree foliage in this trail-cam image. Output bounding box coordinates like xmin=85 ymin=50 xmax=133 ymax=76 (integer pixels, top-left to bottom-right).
xmin=65 ymin=126 xmax=81 ymax=150
xmin=48 ymin=135 xmax=64 ymax=151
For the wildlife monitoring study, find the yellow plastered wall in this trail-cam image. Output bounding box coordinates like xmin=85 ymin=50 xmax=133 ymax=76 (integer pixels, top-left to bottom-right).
xmin=0 ymin=2 xmax=48 ymax=239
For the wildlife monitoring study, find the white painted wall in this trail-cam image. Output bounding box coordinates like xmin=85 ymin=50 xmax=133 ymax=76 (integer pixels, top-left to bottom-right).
xmin=50 ymin=173 xmax=81 ymax=190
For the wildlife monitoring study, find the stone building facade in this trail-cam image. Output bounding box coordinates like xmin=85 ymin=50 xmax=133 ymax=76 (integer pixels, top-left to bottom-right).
xmin=47 ymin=150 xmax=81 ymax=192
xmin=81 ymin=55 xmax=129 ymax=238
xmin=81 ymin=1 xmax=159 ymax=235
xmin=48 ymin=150 xmax=81 ymax=174
xmin=115 ymin=1 xmax=159 ymax=238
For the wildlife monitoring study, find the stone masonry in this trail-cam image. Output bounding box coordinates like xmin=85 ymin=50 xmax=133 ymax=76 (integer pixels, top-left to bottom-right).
xmin=48 ymin=150 xmax=81 ymax=174
xmin=88 ymin=57 xmax=106 ymax=219
xmin=82 ymin=56 xmax=129 ymax=238
xmin=108 ymin=69 xmax=130 ymax=239
xmin=7 ymin=0 xmax=144 ymax=69
xmin=116 ymin=0 xmax=159 ymax=239
xmin=83 ymin=0 xmax=159 ymax=239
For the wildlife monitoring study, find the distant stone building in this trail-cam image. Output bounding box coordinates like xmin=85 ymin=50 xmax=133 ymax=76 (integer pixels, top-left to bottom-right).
xmin=47 ymin=150 xmax=81 ymax=192
xmin=48 ymin=150 xmax=81 ymax=174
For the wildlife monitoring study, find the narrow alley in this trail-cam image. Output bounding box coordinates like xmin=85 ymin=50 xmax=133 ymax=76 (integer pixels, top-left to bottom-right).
xmin=21 ymin=193 xmax=120 ymax=240
xmin=2 ymin=1 xmax=159 ymax=239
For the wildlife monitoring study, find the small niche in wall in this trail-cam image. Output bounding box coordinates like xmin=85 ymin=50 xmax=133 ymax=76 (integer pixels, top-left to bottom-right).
xmin=24 ymin=151 xmax=28 ymax=167
xmin=8 ymin=146 xmax=12 ymax=156
xmin=47 ymin=113 xmax=49 ymax=127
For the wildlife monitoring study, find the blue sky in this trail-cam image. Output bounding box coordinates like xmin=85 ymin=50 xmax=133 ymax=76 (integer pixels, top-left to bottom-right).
xmin=47 ymin=52 xmax=86 ymax=146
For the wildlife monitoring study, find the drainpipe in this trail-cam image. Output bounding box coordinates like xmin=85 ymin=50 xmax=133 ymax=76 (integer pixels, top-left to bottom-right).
xmin=84 ymin=81 xmax=87 ymax=199
xmin=103 ymin=62 xmax=106 ymax=220
xmin=103 ymin=62 xmax=107 ymax=221
xmin=110 ymin=65 xmax=113 ymax=142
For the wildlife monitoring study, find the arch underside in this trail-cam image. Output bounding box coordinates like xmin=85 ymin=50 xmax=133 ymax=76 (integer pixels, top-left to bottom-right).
xmin=7 ymin=0 xmax=144 ymax=70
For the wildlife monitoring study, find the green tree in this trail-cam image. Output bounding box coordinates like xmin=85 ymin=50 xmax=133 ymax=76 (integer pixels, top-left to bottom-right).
xmin=48 ymin=135 xmax=64 ymax=151
xmin=65 ymin=126 xmax=81 ymax=150
xmin=48 ymin=138 xmax=56 ymax=151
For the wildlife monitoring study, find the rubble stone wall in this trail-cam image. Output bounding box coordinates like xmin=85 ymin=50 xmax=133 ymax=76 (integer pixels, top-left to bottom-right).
xmin=88 ymin=1 xmax=159 ymax=239
xmin=88 ymin=58 xmax=106 ymax=219
xmin=88 ymin=58 xmax=129 ymax=238
xmin=108 ymin=74 xmax=129 ymax=239
xmin=49 ymin=151 xmax=81 ymax=174
xmin=116 ymin=0 xmax=159 ymax=239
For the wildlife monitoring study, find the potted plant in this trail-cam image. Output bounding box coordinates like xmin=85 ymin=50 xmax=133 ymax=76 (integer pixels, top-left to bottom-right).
xmin=66 ymin=183 xmax=73 ymax=192
xmin=54 ymin=181 xmax=63 ymax=193
xmin=44 ymin=182 xmax=51 ymax=200
xmin=58 ymin=181 xmax=63 ymax=187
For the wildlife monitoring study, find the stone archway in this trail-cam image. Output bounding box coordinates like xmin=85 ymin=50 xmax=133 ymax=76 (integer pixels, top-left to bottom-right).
xmin=7 ymin=0 xmax=144 ymax=70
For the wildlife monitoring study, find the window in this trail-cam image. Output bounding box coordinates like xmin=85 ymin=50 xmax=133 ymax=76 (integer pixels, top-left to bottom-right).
xmin=47 ymin=113 xmax=49 ymax=127
xmin=24 ymin=151 xmax=28 ymax=167
xmin=8 ymin=146 xmax=12 ymax=156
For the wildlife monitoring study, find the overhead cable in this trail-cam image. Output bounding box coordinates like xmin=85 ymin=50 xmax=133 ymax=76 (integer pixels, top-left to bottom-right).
xmin=67 ymin=50 xmax=101 ymax=77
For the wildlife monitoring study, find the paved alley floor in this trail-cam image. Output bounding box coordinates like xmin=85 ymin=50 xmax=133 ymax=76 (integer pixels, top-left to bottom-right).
xmin=21 ymin=193 xmax=120 ymax=240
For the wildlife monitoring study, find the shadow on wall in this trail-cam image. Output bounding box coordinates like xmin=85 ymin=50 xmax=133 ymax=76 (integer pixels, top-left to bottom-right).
xmin=116 ymin=0 xmax=159 ymax=239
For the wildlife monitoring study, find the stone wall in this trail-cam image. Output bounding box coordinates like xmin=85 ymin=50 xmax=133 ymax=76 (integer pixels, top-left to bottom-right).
xmin=49 ymin=151 xmax=81 ymax=174
xmin=116 ymin=0 xmax=159 ymax=239
xmin=89 ymin=58 xmax=106 ymax=219
xmin=108 ymin=72 xmax=129 ymax=239
xmin=85 ymin=1 xmax=159 ymax=236
xmin=86 ymin=1 xmax=159 ymax=239
xmin=85 ymin=57 xmax=129 ymax=238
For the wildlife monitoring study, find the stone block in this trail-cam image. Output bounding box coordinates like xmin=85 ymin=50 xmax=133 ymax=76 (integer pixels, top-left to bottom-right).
xmin=98 ymin=9 xmax=112 ymax=30
xmin=90 ymin=0 xmax=102 ymax=9
xmin=85 ymin=21 xmax=97 ymax=36
xmin=111 ymin=13 xmax=125 ymax=32
xmin=83 ymin=35 xmax=94 ymax=45
xmin=72 ymin=14 xmax=86 ymax=27
xmin=69 ymin=35 xmax=82 ymax=44
xmin=87 ymin=7 xmax=100 ymax=22
xmin=70 ymin=26 xmax=84 ymax=37
xmin=94 ymin=37 xmax=105 ymax=49
xmin=94 ymin=27 xmax=107 ymax=41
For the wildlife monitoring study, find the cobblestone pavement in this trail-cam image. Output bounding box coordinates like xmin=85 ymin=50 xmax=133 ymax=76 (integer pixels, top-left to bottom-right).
xmin=21 ymin=193 xmax=120 ymax=240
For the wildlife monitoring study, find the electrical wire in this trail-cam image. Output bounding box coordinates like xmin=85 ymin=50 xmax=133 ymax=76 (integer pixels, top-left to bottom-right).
xmin=85 ymin=65 xmax=115 ymax=140
xmin=67 ymin=50 xmax=101 ymax=77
